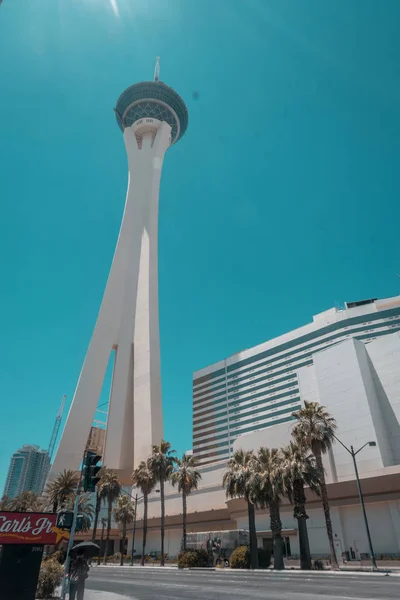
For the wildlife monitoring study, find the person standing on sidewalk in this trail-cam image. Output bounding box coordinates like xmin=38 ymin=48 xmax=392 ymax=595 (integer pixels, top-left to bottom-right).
xmin=69 ymin=551 xmax=89 ymax=600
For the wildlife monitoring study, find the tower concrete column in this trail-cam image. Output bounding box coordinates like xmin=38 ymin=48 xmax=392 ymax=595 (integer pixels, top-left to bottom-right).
xmin=49 ymin=72 xmax=188 ymax=480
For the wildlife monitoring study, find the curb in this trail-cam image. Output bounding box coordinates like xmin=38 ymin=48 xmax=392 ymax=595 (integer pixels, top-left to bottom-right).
xmin=91 ymin=564 xmax=178 ymax=570
xmin=215 ymin=568 xmax=394 ymax=577
xmin=90 ymin=564 xmax=400 ymax=577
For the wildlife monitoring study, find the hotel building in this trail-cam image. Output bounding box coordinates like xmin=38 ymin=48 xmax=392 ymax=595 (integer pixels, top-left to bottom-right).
xmin=192 ymin=296 xmax=400 ymax=465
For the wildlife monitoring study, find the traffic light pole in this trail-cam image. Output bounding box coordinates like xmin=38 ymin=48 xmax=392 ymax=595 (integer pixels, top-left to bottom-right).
xmin=60 ymin=450 xmax=87 ymax=600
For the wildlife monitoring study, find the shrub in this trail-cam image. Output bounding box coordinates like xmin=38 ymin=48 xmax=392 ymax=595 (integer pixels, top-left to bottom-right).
xmin=230 ymin=546 xmax=250 ymax=569
xmin=313 ymin=559 xmax=324 ymax=570
xmin=36 ymin=558 xmax=64 ymax=599
xmin=178 ymin=549 xmax=208 ymax=569
xmin=50 ymin=548 xmax=67 ymax=565
xmin=229 ymin=546 xmax=271 ymax=569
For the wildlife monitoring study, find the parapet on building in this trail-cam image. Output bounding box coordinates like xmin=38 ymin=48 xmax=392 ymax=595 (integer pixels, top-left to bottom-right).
xmin=192 ymin=296 xmax=400 ymax=465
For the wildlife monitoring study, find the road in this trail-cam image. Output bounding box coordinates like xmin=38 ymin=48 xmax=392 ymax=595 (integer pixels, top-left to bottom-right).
xmin=86 ymin=566 xmax=400 ymax=599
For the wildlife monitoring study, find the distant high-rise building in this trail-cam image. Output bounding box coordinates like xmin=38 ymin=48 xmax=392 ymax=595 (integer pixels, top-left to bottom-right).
xmin=193 ymin=296 xmax=400 ymax=465
xmin=3 ymin=445 xmax=50 ymax=499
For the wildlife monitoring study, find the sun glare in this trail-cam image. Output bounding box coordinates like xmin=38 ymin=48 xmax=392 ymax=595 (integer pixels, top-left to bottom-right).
xmin=109 ymin=0 xmax=120 ymax=17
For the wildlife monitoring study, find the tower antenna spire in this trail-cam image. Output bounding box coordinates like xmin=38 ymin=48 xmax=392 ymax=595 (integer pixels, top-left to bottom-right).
xmin=154 ymin=56 xmax=160 ymax=82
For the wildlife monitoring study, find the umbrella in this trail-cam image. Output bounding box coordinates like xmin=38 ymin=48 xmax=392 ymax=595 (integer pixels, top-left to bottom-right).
xmin=69 ymin=541 xmax=100 ymax=558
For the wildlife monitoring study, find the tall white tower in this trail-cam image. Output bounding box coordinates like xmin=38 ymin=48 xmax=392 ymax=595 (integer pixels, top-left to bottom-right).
xmin=50 ymin=64 xmax=188 ymax=482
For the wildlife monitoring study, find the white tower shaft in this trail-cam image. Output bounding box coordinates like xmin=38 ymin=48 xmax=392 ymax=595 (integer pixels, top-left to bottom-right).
xmin=50 ymin=121 xmax=171 ymax=479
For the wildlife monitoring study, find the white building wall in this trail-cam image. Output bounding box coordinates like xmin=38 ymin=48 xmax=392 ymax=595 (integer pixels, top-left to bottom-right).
xmin=233 ymin=501 xmax=400 ymax=557
xmin=366 ymin=332 xmax=400 ymax=462
xmin=311 ymin=339 xmax=386 ymax=479
xmin=137 ymin=463 xmax=227 ymax=523
xmin=296 ymin=333 xmax=400 ymax=481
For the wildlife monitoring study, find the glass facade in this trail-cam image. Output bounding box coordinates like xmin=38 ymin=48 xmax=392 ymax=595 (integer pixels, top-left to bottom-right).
xmin=3 ymin=445 xmax=51 ymax=499
xmin=192 ymin=303 xmax=400 ymax=465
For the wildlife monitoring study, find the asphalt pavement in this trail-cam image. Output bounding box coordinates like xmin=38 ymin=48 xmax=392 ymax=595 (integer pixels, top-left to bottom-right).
xmin=85 ymin=566 xmax=400 ymax=600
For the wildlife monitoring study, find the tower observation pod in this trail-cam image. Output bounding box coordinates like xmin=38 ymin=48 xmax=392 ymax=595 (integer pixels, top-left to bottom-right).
xmin=50 ymin=62 xmax=188 ymax=482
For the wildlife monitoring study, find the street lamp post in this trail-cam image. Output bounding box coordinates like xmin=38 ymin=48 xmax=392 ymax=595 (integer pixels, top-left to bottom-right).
xmin=332 ymin=433 xmax=378 ymax=570
xmin=120 ymin=488 xmax=159 ymax=566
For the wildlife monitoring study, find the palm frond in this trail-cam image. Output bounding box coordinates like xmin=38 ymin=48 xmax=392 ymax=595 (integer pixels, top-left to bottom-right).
xmin=292 ymin=400 xmax=337 ymax=455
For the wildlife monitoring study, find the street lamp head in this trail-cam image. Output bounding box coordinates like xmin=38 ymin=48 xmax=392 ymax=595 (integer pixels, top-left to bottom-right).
xmin=368 ymin=441 xmax=377 ymax=447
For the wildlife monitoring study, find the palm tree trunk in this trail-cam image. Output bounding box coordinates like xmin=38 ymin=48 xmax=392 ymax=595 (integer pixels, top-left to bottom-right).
xmin=121 ymin=521 xmax=126 ymax=566
xmin=314 ymin=449 xmax=339 ymax=570
xmin=297 ymin=518 xmax=311 ymax=570
xmin=104 ymin=501 xmax=112 ymax=565
xmin=141 ymin=493 xmax=148 ymax=566
xmin=98 ymin=521 xmax=105 ymax=566
xmin=92 ymin=492 xmax=101 ymax=542
xmin=182 ymin=490 xmax=187 ymax=552
xmin=247 ymin=501 xmax=259 ymax=569
xmin=269 ymin=498 xmax=284 ymax=570
xmin=160 ymin=479 xmax=165 ymax=566
xmin=293 ymin=481 xmax=311 ymax=570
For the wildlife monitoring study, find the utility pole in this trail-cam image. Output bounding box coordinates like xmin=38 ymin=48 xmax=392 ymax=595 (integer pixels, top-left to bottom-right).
xmin=60 ymin=450 xmax=86 ymax=600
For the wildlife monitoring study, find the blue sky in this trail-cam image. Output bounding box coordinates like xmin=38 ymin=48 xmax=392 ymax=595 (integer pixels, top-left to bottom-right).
xmin=1 ymin=0 xmax=399 ymax=492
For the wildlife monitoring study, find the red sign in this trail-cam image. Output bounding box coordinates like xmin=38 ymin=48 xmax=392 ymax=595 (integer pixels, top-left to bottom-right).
xmin=0 ymin=512 xmax=70 ymax=545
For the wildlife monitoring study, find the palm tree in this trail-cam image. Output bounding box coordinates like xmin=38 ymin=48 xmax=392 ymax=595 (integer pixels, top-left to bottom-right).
xmin=171 ymin=454 xmax=202 ymax=552
xmin=113 ymin=495 xmax=135 ymax=566
xmin=255 ymin=447 xmax=285 ymax=570
xmin=132 ymin=461 xmax=156 ymax=565
xmin=44 ymin=469 xmax=79 ymax=512
xmin=292 ymin=400 xmax=338 ymax=569
xmin=0 ymin=496 xmax=10 ymax=510
xmin=98 ymin=517 xmax=107 ymax=566
xmin=280 ymin=441 xmax=321 ymax=569
xmin=147 ymin=440 xmax=176 ymax=566
xmin=92 ymin=468 xmax=110 ymax=543
xmin=66 ymin=493 xmax=94 ymax=532
xmin=9 ymin=491 xmax=41 ymax=512
xmin=222 ymin=449 xmax=258 ymax=569
xmin=98 ymin=469 xmax=121 ymax=564
xmin=91 ymin=490 xmax=102 ymax=542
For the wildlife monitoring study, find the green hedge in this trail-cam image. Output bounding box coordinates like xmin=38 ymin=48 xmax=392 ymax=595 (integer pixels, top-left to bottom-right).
xmin=229 ymin=546 xmax=271 ymax=569
xmin=178 ymin=549 xmax=208 ymax=569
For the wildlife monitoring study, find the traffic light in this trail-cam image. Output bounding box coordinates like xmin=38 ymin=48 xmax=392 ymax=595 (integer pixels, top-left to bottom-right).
xmin=56 ymin=510 xmax=73 ymax=530
xmin=83 ymin=451 xmax=101 ymax=493
xmin=75 ymin=515 xmax=84 ymax=532
xmin=56 ymin=511 xmax=83 ymax=532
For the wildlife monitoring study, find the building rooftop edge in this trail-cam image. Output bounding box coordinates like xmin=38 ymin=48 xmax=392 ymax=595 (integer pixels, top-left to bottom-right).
xmin=192 ymin=295 xmax=400 ymax=379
